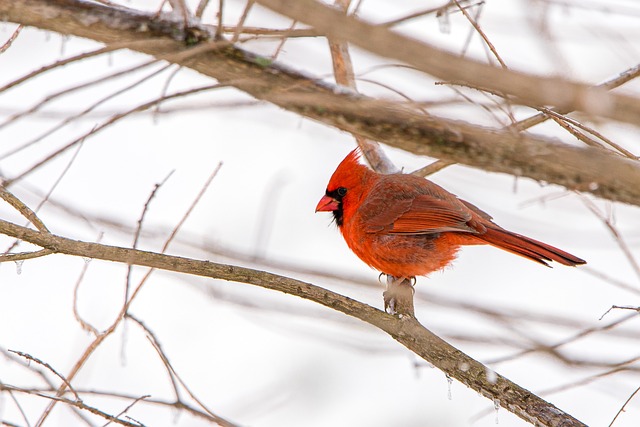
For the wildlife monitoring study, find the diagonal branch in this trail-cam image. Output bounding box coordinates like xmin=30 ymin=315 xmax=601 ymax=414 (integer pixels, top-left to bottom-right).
xmin=1 ymin=0 xmax=640 ymax=205
xmin=256 ymin=0 xmax=640 ymax=127
xmin=0 ymin=219 xmax=587 ymax=427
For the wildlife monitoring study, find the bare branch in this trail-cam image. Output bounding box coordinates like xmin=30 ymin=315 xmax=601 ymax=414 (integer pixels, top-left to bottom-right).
xmin=0 ymin=219 xmax=587 ymax=427
xmin=608 ymin=385 xmax=640 ymax=427
xmin=2 ymin=0 xmax=640 ymax=205
xmin=6 ymin=83 xmax=223 ymax=186
xmin=3 ymin=384 xmax=144 ymax=427
xmin=8 ymin=351 xmax=81 ymax=402
xmin=257 ymin=0 xmax=640 ymax=126
xmin=512 ymin=63 xmax=640 ymax=132
xmin=0 ymin=24 xmax=22 ymax=54
xmin=327 ymin=0 xmax=397 ymax=174
xmin=0 ymin=187 xmax=49 ymax=232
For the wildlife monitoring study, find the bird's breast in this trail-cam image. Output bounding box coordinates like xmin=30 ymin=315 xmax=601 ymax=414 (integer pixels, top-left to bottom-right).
xmin=341 ymin=218 xmax=465 ymax=277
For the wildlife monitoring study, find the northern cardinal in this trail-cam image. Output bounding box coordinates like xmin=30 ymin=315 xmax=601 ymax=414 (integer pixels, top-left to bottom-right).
xmin=316 ymin=149 xmax=585 ymax=280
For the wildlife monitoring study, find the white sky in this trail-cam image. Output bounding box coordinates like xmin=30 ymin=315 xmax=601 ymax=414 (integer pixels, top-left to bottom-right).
xmin=1 ymin=1 xmax=640 ymax=426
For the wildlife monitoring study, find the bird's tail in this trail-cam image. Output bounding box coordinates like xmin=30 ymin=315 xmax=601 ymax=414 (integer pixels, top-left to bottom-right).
xmin=478 ymin=226 xmax=586 ymax=267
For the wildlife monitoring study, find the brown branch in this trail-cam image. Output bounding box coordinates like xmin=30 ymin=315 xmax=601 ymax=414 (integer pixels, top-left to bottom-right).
xmin=0 ymin=41 xmax=164 ymax=135
xmin=0 ymin=24 xmax=22 ymax=54
xmin=0 ymin=219 xmax=587 ymax=427
xmin=0 ymin=58 xmax=159 ymax=135
xmin=0 ymin=348 xmax=95 ymax=426
xmin=257 ymin=0 xmax=640 ymax=126
xmin=8 ymin=351 xmax=81 ymax=402
xmin=0 ymin=384 xmax=234 ymax=426
xmin=608 ymin=385 xmax=640 ymax=427
xmin=2 ymin=1 xmax=640 ymax=206
xmin=453 ymin=0 xmax=506 ymax=69
xmin=512 ymin=63 xmax=640 ymax=132
xmin=327 ymin=0 xmax=397 ymax=173
xmin=6 ymin=83 xmax=223 ymax=185
xmin=127 ymin=314 xmax=240 ymax=427
xmin=2 ymin=384 xmax=143 ymax=427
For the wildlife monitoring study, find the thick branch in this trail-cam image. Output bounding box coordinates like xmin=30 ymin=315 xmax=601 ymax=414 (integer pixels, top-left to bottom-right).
xmin=1 ymin=0 xmax=640 ymax=205
xmin=0 ymin=219 xmax=586 ymax=427
xmin=257 ymin=0 xmax=640 ymax=127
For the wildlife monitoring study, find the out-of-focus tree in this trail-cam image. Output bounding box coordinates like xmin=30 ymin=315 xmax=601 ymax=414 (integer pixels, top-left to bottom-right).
xmin=1 ymin=1 xmax=639 ymax=426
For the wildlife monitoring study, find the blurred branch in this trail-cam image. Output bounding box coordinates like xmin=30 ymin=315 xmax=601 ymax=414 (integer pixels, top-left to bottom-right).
xmin=6 ymin=83 xmax=223 ymax=185
xmin=511 ymin=63 xmax=640 ymax=132
xmin=0 ymin=219 xmax=587 ymax=427
xmin=257 ymin=0 xmax=640 ymax=127
xmin=2 ymin=0 xmax=640 ymax=205
xmin=327 ymin=1 xmax=398 ymax=173
xmin=608 ymin=385 xmax=640 ymax=427
xmin=32 ymin=163 xmax=228 ymax=427
xmin=0 ymin=383 xmax=145 ymax=427
xmin=8 ymin=350 xmax=81 ymax=401
xmin=0 ymin=24 xmax=22 ymax=54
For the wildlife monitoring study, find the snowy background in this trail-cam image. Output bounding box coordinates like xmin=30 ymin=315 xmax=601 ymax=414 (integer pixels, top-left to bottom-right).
xmin=1 ymin=1 xmax=640 ymax=426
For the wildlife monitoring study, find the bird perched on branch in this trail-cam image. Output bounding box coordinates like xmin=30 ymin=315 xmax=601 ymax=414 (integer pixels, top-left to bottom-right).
xmin=315 ymin=149 xmax=585 ymax=310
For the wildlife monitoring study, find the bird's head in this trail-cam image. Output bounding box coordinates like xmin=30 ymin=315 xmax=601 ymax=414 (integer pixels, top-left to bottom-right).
xmin=315 ymin=148 xmax=373 ymax=226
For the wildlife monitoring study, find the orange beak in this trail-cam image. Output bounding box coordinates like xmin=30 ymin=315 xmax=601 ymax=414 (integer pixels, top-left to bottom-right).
xmin=315 ymin=195 xmax=339 ymax=212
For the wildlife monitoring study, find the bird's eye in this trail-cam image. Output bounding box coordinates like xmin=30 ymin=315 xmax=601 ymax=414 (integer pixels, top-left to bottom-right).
xmin=337 ymin=187 xmax=347 ymax=197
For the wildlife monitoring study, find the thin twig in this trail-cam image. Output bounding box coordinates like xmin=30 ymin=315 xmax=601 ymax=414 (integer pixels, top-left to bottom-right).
xmin=104 ymin=394 xmax=151 ymax=427
xmin=0 ymin=187 xmax=49 ymax=232
xmin=411 ymin=160 xmax=456 ymax=177
xmin=0 ymin=219 xmax=588 ymax=427
xmin=0 ymin=59 xmax=159 ymax=135
xmin=454 ymin=0 xmax=506 ymax=68
xmin=0 ymin=385 xmax=233 ymax=425
xmin=5 ymin=83 xmax=224 ymax=186
xmin=0 ymin=24 xmax=23 ymax=54
xmin=379 ymin=1 xmax=472 ymax=28
xmin=162 ymin=162 xmax=222 ymax=252
xmin=580 ymin=196 xmax=640 ymax=281
xmin=4 ymin=384 xmax=143 ymax=427
xmin=5 ymin=63 xmax=173 ymax=162
xmin=511 ymin=63 xmax=640 ymax=132
xmin=601 ymin=305 xmax=640 ymax=320
xmin=328 ymin=0 xmax=398 ymax=175
xmin=126 ymin=315 xmax=181 ymax=401
xmin=195 ymin=0 xmax=211 ymax=18
xmin=231 ymin=0 xmax=255 ymax=43
xmin=73 ymin=233 xmax=103 ymax=336
xmin=538 ymin=107 xmax=637 ymax=159
xmin=608 ymin=385 xmax=640 ymax=427
xmin=216 ymin=0 xmax=224 ymax=39
xmin=487 ymin=313 xmax=639 ymax=364
xmin=126 ymin=315 xmax=239 ymax=427
xmin=1 ymin=135 xmax=83 ymax=258
xmin=270 ymin=19 xmax=297 ymax=60
xmin=4 ymin=384 xmax=31 ymax=427
xmin=0 ymin=349 xmax=95 ymax=426
xmin=0 ymin=40 xmax=167 ymax=96
xmin=8 ymin=351 xmax=81 ymax=402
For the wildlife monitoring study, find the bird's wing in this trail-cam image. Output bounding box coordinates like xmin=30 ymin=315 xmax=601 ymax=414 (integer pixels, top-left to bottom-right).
xmin=363 ymin=193 xmax=479 ymax=235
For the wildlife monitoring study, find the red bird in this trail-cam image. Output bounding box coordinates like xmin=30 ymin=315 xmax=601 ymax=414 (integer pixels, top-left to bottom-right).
xmin=316 ymin=149 xmax=585 ymax=280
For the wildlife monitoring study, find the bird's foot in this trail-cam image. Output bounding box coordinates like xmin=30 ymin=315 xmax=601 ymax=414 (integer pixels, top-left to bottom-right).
xmin=383 ymin=276 xmax=415 ymax=317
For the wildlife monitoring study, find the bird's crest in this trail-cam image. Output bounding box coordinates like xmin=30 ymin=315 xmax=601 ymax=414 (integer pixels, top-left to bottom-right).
xmin=326 ymin=148 xmax=367 ymax=191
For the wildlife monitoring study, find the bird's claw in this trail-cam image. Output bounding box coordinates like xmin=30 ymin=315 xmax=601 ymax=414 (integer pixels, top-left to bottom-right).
xmin=383 ymin=275 xmax=415 ymax=316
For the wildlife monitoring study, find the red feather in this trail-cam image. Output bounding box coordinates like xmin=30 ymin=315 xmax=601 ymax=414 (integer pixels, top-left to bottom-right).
xmin=316 ymin=149 xmax=585 ymax=278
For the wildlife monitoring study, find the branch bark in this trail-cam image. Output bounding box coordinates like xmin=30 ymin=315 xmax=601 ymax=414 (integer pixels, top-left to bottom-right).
xmin=257 ymin=0 xmax=640 ymax=127
xmin=1 ymin=0 xmax=640 ymax=206
xmin=0 ymin=218 xmax=587 ymax=427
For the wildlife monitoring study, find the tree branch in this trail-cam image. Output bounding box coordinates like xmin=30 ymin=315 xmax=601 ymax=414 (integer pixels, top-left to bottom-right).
xmin=257 ymin=0 xmax=640 ymax=127
xmin=0 ymin=218 xmax=587 ymax=427
xmin=1 ymin=0 xmax=639 ymax=206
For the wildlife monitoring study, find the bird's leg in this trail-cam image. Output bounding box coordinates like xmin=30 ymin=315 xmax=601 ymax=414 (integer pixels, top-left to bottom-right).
xmin=383 ymin=275 xmax=415 ymax=317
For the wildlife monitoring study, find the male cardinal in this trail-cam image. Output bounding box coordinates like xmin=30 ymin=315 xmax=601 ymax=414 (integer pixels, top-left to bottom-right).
xmin=316 ymin=149 xmax=585 ymax=281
